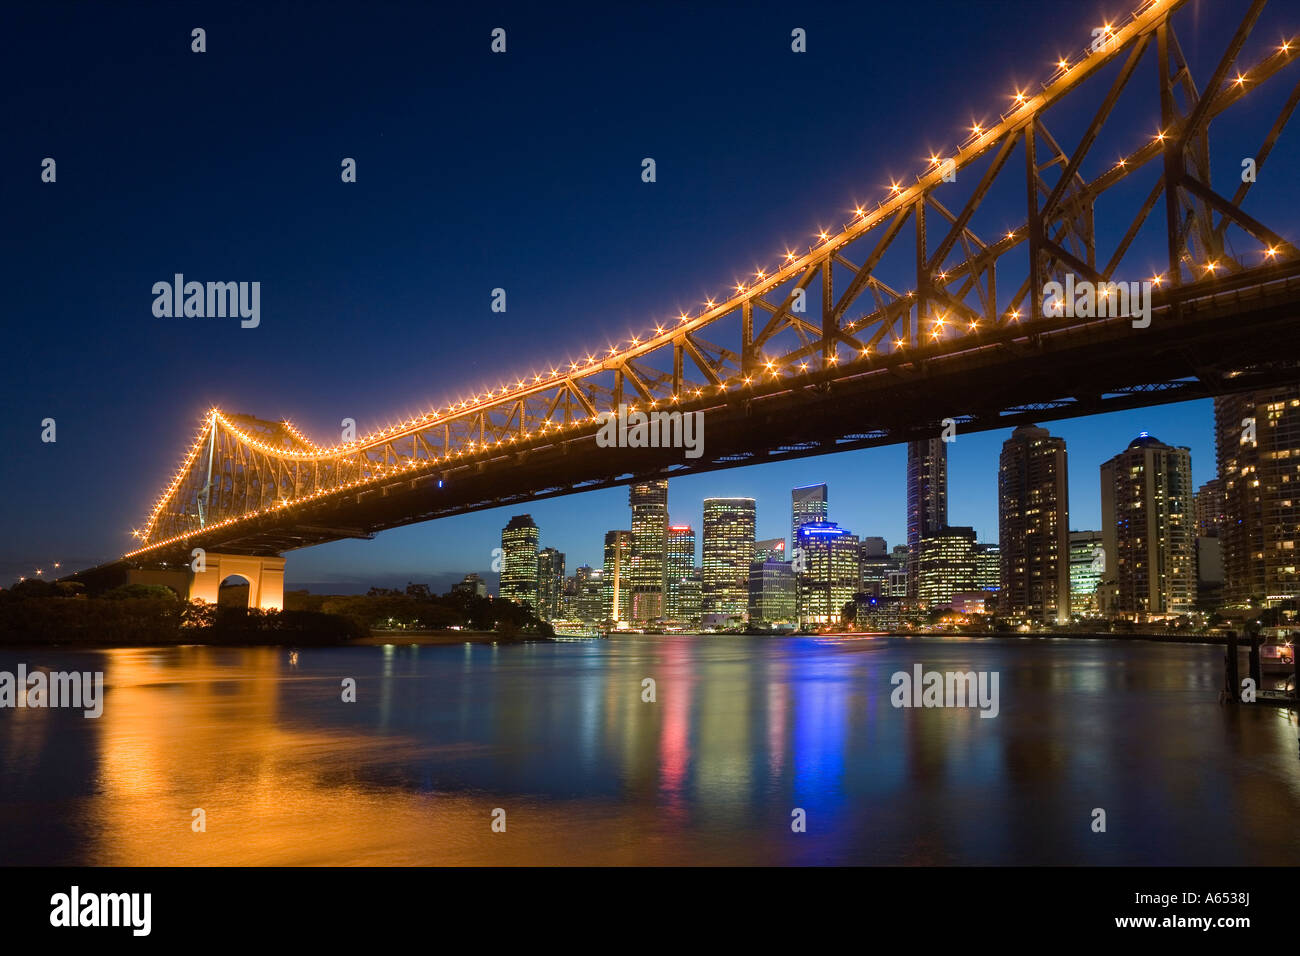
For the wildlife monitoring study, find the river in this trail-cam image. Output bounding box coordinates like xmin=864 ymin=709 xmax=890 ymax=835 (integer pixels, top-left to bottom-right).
xmin=1 ymin=635 xmax=1296 ymax=865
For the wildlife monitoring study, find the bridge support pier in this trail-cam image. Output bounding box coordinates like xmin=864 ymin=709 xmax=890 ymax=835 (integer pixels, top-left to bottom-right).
xmin=189 ymin=554 xmax=286 ymax=611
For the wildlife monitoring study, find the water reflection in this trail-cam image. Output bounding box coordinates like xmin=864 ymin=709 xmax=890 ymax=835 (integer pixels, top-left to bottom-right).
xmin=0 ymin=637 xmax=1297 ymax=865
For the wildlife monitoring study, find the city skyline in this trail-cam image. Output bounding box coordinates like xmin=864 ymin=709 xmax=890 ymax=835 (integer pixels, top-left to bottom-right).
xmin=241 ymin=407 xmax=1209 ymax=594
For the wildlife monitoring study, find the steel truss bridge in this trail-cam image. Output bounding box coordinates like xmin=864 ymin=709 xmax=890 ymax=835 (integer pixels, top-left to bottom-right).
xmin=83 ymin=0 xmax=1300 ymax=577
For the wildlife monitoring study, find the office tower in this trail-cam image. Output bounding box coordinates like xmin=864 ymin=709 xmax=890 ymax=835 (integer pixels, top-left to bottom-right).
xmin=536 ymin=547 xmax=565 ymax=621
xmin=997 ymin=424 xmax=1071 ymax=624
xmin=1214 ymin=388 xmax=1300 ymax=605
xmin=702 ymin=497 xmax=756 ymax=619
xmin=916 ymin=526 xmax=977 ymax=607
xmin=575 ymin=566 xmax=605 ymax=624
xmin=975 ymin=542 xmax=1000 ymax=593
xmin=907 ymin=439 xmax=948 ymax=598
xmin=795 ymin=521 xmax=861 ymax=624
xmin=748 ymin=557 xmax=798 ymax=625
xmin=452 ymin=572 xmax=487 ymax=599
xmin=1194 ymin=478 xmax=1225 ymax=539
xmin=1100 ymin=433 xmax=1197 ymax=616
xmin=754 ymin=538 xmax=787 ymax=562
xmin=628 ymin=480 xmax=669 ymax=621
xmin=1068 ymin=531 xmax=1104 ymax=614
xmin=860 ymin=538 xmax=893 ymax=597
xmin=791 ymin=484 xmax=829 ymax=546
xmin=678 ymin=571 xmax=703 ymax=626
xmin=499 ymin=514 xmax=540 ymax=608
xmin=664 ymin=524 xmax=696 ymax=621
xmin=602 ymin=530 xmax=633 ymax=623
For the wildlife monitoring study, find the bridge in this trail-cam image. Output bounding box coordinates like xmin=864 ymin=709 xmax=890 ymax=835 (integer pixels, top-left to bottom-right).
xmin=70 ymin=0 xmax=1300 ymax=608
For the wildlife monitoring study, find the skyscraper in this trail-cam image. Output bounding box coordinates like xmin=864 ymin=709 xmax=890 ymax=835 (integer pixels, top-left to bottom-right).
xmin=795 ymin=521 xmax=861 ymax=624
xmin=791 ymin=484 xmax=828 ymax=547
xmin=664 ymin=524 xmax=696 ymax=622
xmin=907 ymin=439 xmax=948 ymax=599
xmin=575 ymin=566 xmax=605 ymax=624
xmin=702 ymin=497 xmax=756 ymax=620
xmin=1214 ymin=388 xmax=1300 ymax=605
xmin=628 ymin=480 xmax=669 ymax=621
xmin=859 ymin=538 xmax=893 ymax=597
xmin=975 ymin=542 xmax=1000 ymax=594
xmin=1194 ymin=477 xmax=1225 ymax=539
xmin=916 ymin=526 xmax=977 ymax=607
xmin=1100 ymin=433 xmax=1197 ymax=617
xmin=749 ymin=557 xmax=797 ymax=625
xmin=536 ymin=547 xmax=565 ymax=621
xmin=1068 ymin=531 xmax=1104 ymax=614
xmin=998 ymin=424 xmax=1070 ymax=624
xmin=602 ymin=530 xmax=633 ymax=623
xmin=499 ymin=514 xmax=540 ymax=608
xmin=754 ymin=538 xmax=786 ymax=562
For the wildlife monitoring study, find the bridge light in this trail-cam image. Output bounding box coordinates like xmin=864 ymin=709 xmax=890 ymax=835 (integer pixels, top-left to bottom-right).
xmin=785 ymin=251 xmax=796 ymax=261
xmin=1234 ymin=73 xmax=1246 ymax=85
xmin=1057 ymin=58 xmax=1069 ymax=71
xmin=1151 ymin=274 xmax=1164 ymax=286
xmin=1266 ymin=246 xmax=1279 ymax=258
xmin=706 ymin=299 xmax=715 ymax=307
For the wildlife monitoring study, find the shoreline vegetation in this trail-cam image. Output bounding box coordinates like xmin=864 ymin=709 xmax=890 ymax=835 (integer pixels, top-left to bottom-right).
xmin=0 ymin=580 xmax=555 ymax=648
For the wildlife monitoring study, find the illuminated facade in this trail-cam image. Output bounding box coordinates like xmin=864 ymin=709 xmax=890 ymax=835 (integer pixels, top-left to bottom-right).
xmin=602 ymin=530 xmax=633 ymax=623
xmin=499 ymin=514 xmax=540 ymax=608
xmin=907 ymin=439 xmax=948 ymax=599
xmin=748 ymin=557 xmax=797 ymax=625
xmin=1214 ymin=389 xmax=1300 ymax=606
xmin=628 ymin=480 xmax=669 ymax=621
xmin=795 ymin=521 xmax=861 ymax=625
xmin=1100 ymin=433 xmax=1197 ymax=617
xmin=575 ymin=566 xmax=605 ymax=623
xmin=536 ymin=547 xmax=565 ymax=621
xmin=664 ymin=524 xmax=696 ymax=622
xmin=702 ymin=498 xmax=756 ymax=619
xmin=1068 ymin=531 xmax=1104 ymax=614
xmin=916 ymin=526 xmax=977 ymax=607
xmin=998 ymin=424 xmax=1070 ymax=624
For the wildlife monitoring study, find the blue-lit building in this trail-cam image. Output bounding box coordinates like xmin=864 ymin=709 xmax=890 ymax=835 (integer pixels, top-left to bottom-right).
xmin=795 ymin=521 xmax=861 ymax=625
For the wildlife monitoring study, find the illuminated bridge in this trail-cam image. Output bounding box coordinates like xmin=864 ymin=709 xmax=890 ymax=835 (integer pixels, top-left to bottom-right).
xmin=72 ymin=0 xmax=1300 ymax=606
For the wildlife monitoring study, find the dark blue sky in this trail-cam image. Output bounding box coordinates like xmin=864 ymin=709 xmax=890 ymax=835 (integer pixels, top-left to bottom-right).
xmin=2 ymin=0 xmax=1297 ymax=591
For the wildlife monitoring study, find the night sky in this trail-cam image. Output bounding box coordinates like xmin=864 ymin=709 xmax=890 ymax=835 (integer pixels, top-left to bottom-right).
xmin=3 ymin=0 xmax=1297 ymax=591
